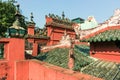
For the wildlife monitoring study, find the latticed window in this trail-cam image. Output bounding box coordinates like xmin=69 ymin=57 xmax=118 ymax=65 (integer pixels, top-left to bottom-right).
xmin=25 ymin=40 xmax=33 ymax=50
xmin=0 ymin=43 xmax=4 ymax=59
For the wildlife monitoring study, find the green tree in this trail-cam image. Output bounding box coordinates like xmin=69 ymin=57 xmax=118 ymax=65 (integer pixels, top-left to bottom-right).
xmin=0 ymin=1 xmax=27 ymax=37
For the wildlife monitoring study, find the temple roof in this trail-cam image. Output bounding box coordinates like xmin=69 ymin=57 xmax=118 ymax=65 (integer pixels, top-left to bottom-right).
xmin=46 ymin=22 xmax=74 ymax=30
xmin=45 ymin=13 xmax=75 ymax=30
xmin=37 ymin=45 xmax=93 ymax=70
xmin=37 ymin=45 xmax=120 ymax=80
xmin=76 ymin=9 xmax=120 ymax=39
xmin=82 ymin=59 xmax=120 ymax=80
xmin=9 ymin=4 xmax=25 ymax=30
xmin=72 ymin=17 xmax=85 ymax=24
xmin=82 ymin=29 xmax=120 ymax=42
xmin=25 ymin=34 xmax=49 ymax=39
xmin=10 ymin=19 xmax=25 ymax=30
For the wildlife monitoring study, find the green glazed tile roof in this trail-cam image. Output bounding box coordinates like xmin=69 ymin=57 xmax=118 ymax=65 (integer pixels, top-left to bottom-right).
xmin=46 ymin=22 xmax=74 ymax=30
xmin=82 ymin=29 xmax=120 ymax=42
xmin=82 ymin=60 xmax=120 ymax=80
xmin=36 ymin=45 xmax=93 ymax=70
xmin=46 ymin=13 xmax=75 ymax=29
xmin=72 ymin=17 xmax=85 ymax=24
xmin=31 ymin=45 xmax=120 ymax=80
xmin=25 ymin=34 xmax=50 ymax=39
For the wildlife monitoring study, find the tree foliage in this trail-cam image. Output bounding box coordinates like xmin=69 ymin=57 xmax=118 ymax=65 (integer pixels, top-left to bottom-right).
xmin=0 ymin=1 xmax=27 ymax=37
xmin=0 ymin=1 xmax=15 ymax=36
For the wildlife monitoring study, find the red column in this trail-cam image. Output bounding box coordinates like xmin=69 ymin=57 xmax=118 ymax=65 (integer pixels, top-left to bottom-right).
xmin=0 ymin=38 xmax=25 ymax=80
xmin=8 ymin=38 xmax=25 ymax=80
xmin=27 ymin=24 xmax=35 ymax=36
xmin=0 ymin=38 xmax=25 ymax=61
xmin=32 ymin=43 xmax=38 ymax=56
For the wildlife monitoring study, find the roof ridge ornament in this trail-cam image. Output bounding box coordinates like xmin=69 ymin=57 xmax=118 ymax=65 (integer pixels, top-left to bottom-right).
xmin=28 ymin=12 xmax=35 ymax=25
xmin=73 ymin=8 xmax=120 ymax=39
xmin=104 ymin=8 xmax=120 ymax=26
xmin=62 ymin=11 xmax=65 ymax=20
xmin=13 ymin=3 xmax=22 ymax=28
xmin=30 ymin=12 xmax=34 ymax=22
xmin=15 ymin=3 xmax=21 ymax=19
xmin=8 ymin=3 xmax=25 ymax=38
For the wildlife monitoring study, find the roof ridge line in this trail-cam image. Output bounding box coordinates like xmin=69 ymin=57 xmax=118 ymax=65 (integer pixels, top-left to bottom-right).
xmin=81 ymin=25 xmax=120 ymax=40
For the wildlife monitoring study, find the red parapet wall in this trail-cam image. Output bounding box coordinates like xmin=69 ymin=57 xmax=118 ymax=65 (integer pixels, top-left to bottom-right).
xmin=16 ymin=60 xmax=103 ymax=80
xmin=15 ymin=61 xmax=29 ymax=80
xmin=90 ymin=52 xmax=120 ymax=63
xmin=0 ymin=38 xmax=25 ymax=80
xmin=0 ymin=60 xmax=9 ymax=80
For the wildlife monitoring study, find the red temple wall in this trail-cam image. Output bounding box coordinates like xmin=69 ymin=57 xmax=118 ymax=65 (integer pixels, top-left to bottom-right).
xmin=47 ymin=26 xmax=76 ymax=45
xmin=15 ymin=60 xmax=102 ymax=80
xmin=0 ymin=38 xmax=25 ymax=80
xmin=27 ymin=38 xmax=34 ymax=43
xmin=27 ymin=26 xmax=34 ymax=36
xmin=90 ymin=42 xmax=120 ymax=63
xmin=0 ymin=57 xmax=102 ymax=80
xmin=15 ymin=61 xmax=29 ymax=80
xmin=0 ymin=60 xmax=9 ymax=79
xmin=0 ymin=38 xmax=102 ymax=80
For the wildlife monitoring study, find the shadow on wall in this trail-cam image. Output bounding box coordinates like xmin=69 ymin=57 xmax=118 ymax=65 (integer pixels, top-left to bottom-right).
xmin=37 ymin=52 xmax=48 ymax=61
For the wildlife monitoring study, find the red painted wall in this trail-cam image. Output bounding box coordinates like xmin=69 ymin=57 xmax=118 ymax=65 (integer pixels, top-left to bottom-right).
xmin=32 ymin=43 xmax=38 ymax=56
xmin=15 ymin=61 xmax=29 ymax=80
xmin=46 ymin=26 xmax=76 ymax=45
xmin=27 ymin=25 xmax=35 ymax=36
xmin=0 ymin=38 xmax=102 ymax=80
xmin=0 ymin=60 xmax=9 ymax=80
xmin=27 ymin=38 xmax=48 ymax=56
xmin=16 ymin=60 xmax=102 ymax=80
xmin=0 ymin=38 xmax=25 ymax=80
xmin=90 ymin=42 xmax=120 ymax=63
xmin=27 ymin=38 xmax=34 ymax=43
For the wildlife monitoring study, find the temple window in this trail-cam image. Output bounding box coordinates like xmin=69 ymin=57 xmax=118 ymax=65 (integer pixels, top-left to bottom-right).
xmin=0 ymin=43 xmax=4 ymax=59
xmin=25 ymin=40 xmax=33 ymax=50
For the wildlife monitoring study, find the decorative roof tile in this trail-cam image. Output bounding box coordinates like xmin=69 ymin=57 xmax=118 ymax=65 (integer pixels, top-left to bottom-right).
xmin=82 ymin=60 xmax=120 ymax=80
xmin=72 ymin=17 xmax=85 ymax=24
xmin=82 ymin=29 xmax=120 ymax=42
xmin=45 ymin=13 xmax=75 ymax=29
xmin=25 ymin=34 xmax=50 ymax=39
xmin=46 ymin=22 xmax=74 ymax=30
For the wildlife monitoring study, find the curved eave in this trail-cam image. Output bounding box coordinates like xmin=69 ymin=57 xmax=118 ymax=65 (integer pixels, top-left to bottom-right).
xmin=45 ymin=22 xmax=74 ymax=30
xmin=81 ymin=29 xmax=120 ymax=42
xmin=25 ymin=35 xmax=50 ymax=40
